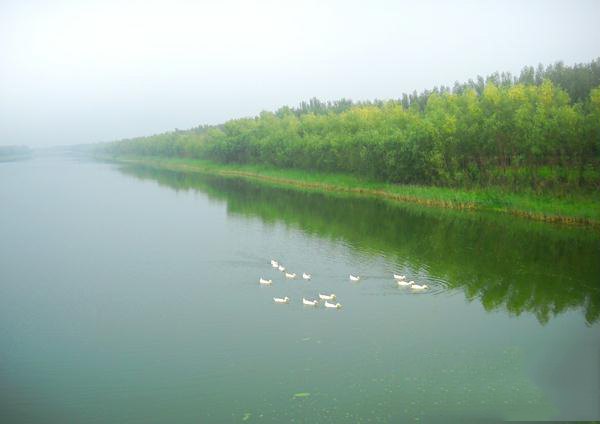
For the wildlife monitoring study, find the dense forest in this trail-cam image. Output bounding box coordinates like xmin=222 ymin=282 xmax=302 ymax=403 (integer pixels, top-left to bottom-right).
xmin=102 ymin=59 xmax=600 ymax=193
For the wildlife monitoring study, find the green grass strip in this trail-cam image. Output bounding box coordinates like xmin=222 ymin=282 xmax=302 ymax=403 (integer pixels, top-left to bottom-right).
xmin=100 ymin=155 xmax=600 ymax=227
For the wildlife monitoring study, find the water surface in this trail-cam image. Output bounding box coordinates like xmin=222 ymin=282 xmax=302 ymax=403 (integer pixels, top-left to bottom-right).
xmin=1 ymin=157 xmax=598 ymax=422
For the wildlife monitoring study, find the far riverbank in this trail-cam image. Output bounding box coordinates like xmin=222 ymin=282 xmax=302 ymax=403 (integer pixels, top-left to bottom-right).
xmin=99 ymin=155 xmax=600 ymax=227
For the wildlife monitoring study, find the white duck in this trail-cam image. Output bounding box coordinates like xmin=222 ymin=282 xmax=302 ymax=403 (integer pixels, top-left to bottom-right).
xmin=302 ymin=298 xmax=318 ymax=306
xmin=278 ymin=265 xmax=286 ymax=272
xmin=349 ymin=274 xmax=360 ymax=281
xmin=271 ymin=260 xmax=279 ymax=268
xmin=285 ymin=272 xmax=296 ymax=279
xmin=259 ymin=278 xmax=272 ymax=285
xmin=393 ymin=274 xmax=406 ymax=280
xmin=302 ymin=272 xmax=311 ymax=280
xmin=411 ymin=284 xmax=429 ymax=290
xmin=319 ymin=293 xmax=336 ymax=300
xmin=325 ymin=301 xmax=342 ymax=309
xmin=397 ymin=280 xmax=412 ymax=286
xmin=273 ymin=296 xmax=290 ymax=303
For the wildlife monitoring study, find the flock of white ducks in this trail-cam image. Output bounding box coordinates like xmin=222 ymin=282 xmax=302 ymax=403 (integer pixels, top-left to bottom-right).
xmin=264 ymin=259 xmax=430 ymax=307
xmin=266 ymin=259 xmax=342 ymax=308
xmin=394 ymin=274 xmax=428 ymax=290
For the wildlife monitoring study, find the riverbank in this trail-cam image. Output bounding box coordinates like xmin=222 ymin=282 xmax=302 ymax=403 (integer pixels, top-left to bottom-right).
xmin=100 ymin=155 xmax=600 ymax=227
xmin=0 ymin=154 xmax=33 ymax=162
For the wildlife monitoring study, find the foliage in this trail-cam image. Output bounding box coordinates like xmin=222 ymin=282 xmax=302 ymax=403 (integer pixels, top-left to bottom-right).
xmin=102 ymin=59 xmax=600 ymax=194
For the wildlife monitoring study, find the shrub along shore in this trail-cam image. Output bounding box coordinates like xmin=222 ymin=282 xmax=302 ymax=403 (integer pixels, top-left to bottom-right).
xmin=103 ymin=156 xmax=600 ymax=227
xmin=99 ymin=60 xmax=600 ymax=227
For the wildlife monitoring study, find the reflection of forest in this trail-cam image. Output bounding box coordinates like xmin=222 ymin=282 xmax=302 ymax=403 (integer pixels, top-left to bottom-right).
xmin=118 ymin=164 xmax=600 ymax=325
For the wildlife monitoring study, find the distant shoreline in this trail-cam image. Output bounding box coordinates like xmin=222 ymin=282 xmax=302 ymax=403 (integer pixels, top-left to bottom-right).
xmin=0 ymin=153 xmax=33 ymax=163
xmin=98 ymin=155 xmax=600 ymax=228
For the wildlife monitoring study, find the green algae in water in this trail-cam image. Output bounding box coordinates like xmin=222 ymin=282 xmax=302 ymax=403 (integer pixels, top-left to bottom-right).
xmin=293 ymin=392 xmax=311 ymax=398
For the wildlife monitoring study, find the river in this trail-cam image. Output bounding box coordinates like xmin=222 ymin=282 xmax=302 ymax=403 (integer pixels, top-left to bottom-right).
xmin=1 ymin=156 xmax=598 ymax=422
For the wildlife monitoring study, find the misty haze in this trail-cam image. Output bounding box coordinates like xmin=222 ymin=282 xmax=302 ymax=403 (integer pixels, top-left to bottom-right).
xmin=1 ymin=0 xmax=599 ymax=422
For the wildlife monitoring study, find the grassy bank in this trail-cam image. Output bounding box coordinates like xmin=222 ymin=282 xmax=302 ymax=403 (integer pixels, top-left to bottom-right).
xmin=101 ymin=155 xmax=600 ymax=227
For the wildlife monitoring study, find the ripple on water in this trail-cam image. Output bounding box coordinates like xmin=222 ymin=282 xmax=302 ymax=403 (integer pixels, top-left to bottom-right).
xmin=391 ymin=279 xmax=449 ymax=296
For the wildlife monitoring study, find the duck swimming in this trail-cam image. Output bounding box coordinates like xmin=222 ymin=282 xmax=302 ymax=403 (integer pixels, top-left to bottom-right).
xmin=273 ymin=296 xmax=290 ymax=303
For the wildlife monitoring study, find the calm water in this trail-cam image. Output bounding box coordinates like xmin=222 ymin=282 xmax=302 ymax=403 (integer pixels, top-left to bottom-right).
xmin=1 ymin=156 xmax=598 ymax=423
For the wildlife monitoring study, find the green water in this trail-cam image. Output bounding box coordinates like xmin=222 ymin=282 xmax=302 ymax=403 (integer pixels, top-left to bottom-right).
xmin=1 ymin=157 xmax=598 ymax=422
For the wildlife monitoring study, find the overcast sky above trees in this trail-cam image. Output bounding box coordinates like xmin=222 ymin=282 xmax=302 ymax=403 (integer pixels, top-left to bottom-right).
xmin=1 ymin=0 xmax=599 ymax=147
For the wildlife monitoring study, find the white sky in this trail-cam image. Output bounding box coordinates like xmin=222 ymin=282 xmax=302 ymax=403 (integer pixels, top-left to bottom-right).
xmin=1 ymin=0 xmax=599 ymax=147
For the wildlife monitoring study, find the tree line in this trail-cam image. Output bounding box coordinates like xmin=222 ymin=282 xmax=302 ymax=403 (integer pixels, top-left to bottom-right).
xmin=102 ymin=59 xmax=600 ymax=192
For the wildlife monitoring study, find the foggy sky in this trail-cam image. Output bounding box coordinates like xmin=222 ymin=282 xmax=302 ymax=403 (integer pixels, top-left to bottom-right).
xmin=1 ymin=0 xmax=599 ymax=147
